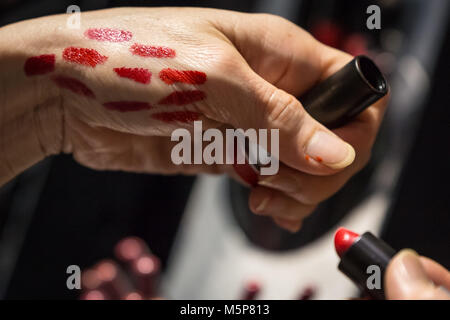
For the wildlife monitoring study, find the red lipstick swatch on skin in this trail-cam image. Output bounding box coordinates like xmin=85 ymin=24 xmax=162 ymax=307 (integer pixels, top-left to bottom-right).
xmin=62 ymin=47 xmax=108 ymax=67
xmin=130 ymin=43 xmax=176 ymax=58
xmin=52 ymin=75 xmax=95 ymax=98
xmin=159 ymin=90 xmax=206 ymax=105
xmin=103 ymin=101 xmax=152 ymax=112
xmin=24 ymin=54 xmax=55 ymax=76
xmin=84 ymin=28 xmax=132 ymax=42
xmin=113 ymin=67 xmax=151 ymax=84
xmin=159 ymin=68 xmax=207 ymax=85
xmin=152 ymin=111 xmax=200 ymax=123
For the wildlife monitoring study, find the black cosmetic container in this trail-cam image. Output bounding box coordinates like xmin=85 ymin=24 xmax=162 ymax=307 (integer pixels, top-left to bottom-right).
xmin=338 ymin=232 xmax=397 ymax=300
xmin=301 ymin=55 xmax=389 ymax=128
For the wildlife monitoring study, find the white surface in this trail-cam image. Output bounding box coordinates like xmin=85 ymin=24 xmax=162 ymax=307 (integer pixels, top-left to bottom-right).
xmin=163 ymin=175 xmax=389 ymax=300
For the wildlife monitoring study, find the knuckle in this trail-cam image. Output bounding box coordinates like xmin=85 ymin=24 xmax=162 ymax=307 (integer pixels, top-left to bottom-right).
xmin=252 ymin=13 xmax=288 ymax=25
xmin=264 ymin=88 xmax=302 ymax=126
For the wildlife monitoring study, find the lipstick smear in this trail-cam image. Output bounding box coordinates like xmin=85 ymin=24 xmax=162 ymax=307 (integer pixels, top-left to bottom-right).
xmin=152 ymin=111 xmax=200 ymax=123
xmin=103 ymin=101 xmax=152 ymax=112
xmin=63 ymin=47 xmax=108 ymax=67
xmin=24 ymin=54 xmax=55 ymax=76
xmin=159 ymin=90 xmax=206 ymax=106
xmin=52 ymin=75 xmax=95 ymax=98
xmin=84 ymin=28 xmax=132 ymax=42
xmin=130 ymin=43 xmax=176 ymax=58
xmin=113 ymin=67 xmax=151 ymax=84
xmin=159 ymin=68 xmax=207 ymax=85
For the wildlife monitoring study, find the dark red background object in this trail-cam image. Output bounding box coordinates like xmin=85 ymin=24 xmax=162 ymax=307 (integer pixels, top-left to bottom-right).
xmin=241 ymin=281 xmax=261 ymax=300
xmin=311 ymin=20 xmax=343 ymax=48
xmin=232 ymin=164 xmax=258 ymax=187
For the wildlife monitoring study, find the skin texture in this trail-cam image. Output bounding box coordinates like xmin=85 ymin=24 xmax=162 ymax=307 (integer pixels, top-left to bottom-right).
xmin=385 ymin=250 xmax=450 ymax=300
xmin=0 ymin=7 xmax=389 ymax=232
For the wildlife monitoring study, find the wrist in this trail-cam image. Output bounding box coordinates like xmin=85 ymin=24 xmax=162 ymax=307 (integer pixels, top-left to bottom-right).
xmin=0 ymin=19 xmax=64 ymax=185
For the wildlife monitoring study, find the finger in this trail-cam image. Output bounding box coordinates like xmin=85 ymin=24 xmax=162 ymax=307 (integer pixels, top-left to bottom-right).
xmin=215 ymin=12 xmax=326 ymax=95
xmin=95 ymin=260 xmax=132 ymax=299
xmin=221 ymin=67 xmax=355 ymax=175
xmin=248 ymin=186 xmax=316 ymax=221
xmin=80 ymin=289 xmax=109 ymax=300
xmin=67 ymin=115 xmax=228 ymax=175
xmin=420 ymin=256 xmax=450 ymax=290
xmin=273 ymin=217 xmax=303 ymax=233
xmin=257 ymin=155 xmax=368 ymax=205
xmin=385 ymin=249 xmax=450 ymax=300
xmin=215 ymin=14 xmax=386 ymax=176
xmin=214 ymin=13 xmax=355 ymax=174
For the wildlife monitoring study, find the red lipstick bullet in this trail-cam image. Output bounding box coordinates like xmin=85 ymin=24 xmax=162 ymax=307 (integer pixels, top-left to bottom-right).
xmin=334 ymin=227 xmax=396 ymax=299
xmin=334 ymin=227 xmax=361 ymax=258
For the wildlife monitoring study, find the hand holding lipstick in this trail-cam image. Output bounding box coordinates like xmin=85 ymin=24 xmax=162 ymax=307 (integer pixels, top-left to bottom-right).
xmin=0 ymin=8 xmax=388 ymax=233
xmin=385 ymin=250 xmax=450 ymax=300
xmin=335 ymin=228 xmax=450 ymax=300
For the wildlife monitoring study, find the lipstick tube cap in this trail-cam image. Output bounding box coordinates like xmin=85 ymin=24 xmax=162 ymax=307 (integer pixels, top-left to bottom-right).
xmin=301 ymin=55 xmax=388 ymax=128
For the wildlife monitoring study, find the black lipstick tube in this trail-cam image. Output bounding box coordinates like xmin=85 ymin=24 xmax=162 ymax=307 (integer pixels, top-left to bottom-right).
xmin=301 ymin=55 xmax=389 ymax=128
xmin=338 ymin=232 xmax=396 ymax=300
xmin=244 ymin=55 xmax=389 ymax=173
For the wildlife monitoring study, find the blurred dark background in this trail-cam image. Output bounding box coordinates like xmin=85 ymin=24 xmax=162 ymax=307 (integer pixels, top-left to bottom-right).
xmin=0 ymin=0 xmax=449 ymax=299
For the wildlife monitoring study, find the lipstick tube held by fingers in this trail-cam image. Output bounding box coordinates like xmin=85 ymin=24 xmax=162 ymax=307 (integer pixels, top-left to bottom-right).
xmin=114 ymin=236 xmax=150 ymax=266
xmin=130 ymin=253 xmax=161 ymax=299
xmin=334 ymin=228 xmax=396 ymax=300
xmin=80 ymin=289 xmax=109 ymax=300
xmin=235 ymin=55 xmax=389 ymax=184
xmin=95 ymin=260 xmax=132 ymax=300
xmin=301 ymin=55 xmax=388 ymax=128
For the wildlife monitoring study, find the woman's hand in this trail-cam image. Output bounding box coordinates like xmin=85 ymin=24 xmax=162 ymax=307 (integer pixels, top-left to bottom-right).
xmin=0 ymin=8 xmax=388 ymax=231
xmin=385 ymin=249 xmax=450 ymax=300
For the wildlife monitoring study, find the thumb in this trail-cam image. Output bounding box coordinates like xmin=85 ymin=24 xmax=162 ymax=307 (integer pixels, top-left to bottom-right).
xmin=229 ymin=70 xmax=355 ymax=175
xmin=385 ymin=249 xmax=450 ymax=300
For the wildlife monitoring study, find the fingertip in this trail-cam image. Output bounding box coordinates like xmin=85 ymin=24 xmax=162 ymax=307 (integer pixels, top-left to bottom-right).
xmin=386 ymin=249 xmax=435 ymax=300
xmin=249 ymin=187 xmax=273 ymax=215
xmin=304 ymin=130 xmax=356 ymax=170
xmin=325 ymin=142 xmax=355 ymax=170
